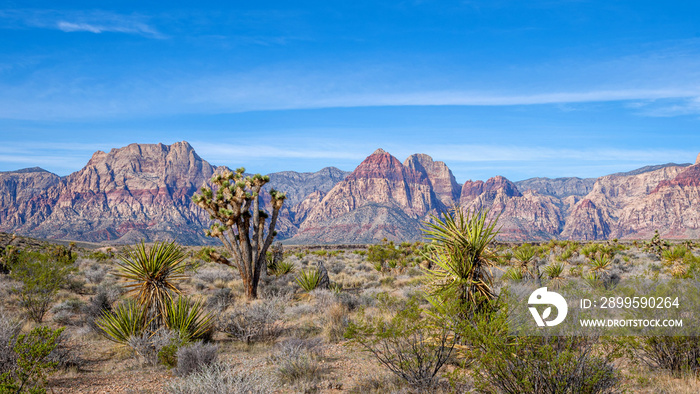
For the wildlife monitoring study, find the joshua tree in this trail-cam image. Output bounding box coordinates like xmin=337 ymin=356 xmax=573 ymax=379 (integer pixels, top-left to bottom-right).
xmin=192 ymin=168 xmax=286 ymax=300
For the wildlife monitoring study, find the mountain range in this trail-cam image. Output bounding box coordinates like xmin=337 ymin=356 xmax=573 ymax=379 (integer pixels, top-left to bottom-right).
xmin=1 ymin=141 xmax=698 ymax=244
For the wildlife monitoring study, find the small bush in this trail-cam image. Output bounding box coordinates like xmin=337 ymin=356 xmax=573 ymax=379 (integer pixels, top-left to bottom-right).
xmin=195 ymin=266 xmax=234 ymax=284
xmin=46 ymin=329 xmax=85 ymax=370
xmin=0 ymin=326 xmax=65 ymax=394
xmin=86 ymin=250 xmax=113 ymax=262
xmin=634 ymin=336 xmax=700 ymax=375
xmin=174 ymin=341 xmax=218 ymax=377
xmin=83 ymin=264 xmax=108 ymax=284
xmin=345 ymin=297 xmax=455 ymax=390
xmin=0 ymin=310 xmax=21 ymax=376
xmin=9 ymin=252 xmax=75 ymax=323
xmin=270 ymin=338 xmax=324 ymax=383
xmin=219 ymin=301 xmax=283 ymax=343
xmin=323 ymin=303 xmax=348 ymax=343
xmin=166 ymin=362 xmax=276 ymax=394
xmin=463 ymin=302 xmax=621 ymax=394
xmin=83 ymin=290 xmax=114 ymax=332
xmin=127 ymin=329 xmax=179 ymax=366
xmin=206 ymin=287 xmax=234 ymax=312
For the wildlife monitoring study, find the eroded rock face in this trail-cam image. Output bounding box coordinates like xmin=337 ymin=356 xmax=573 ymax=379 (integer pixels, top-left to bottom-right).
xmin=460 ymin=178 xmax=562 ymax=241
xmin=2 ymin=145 xmax=700 ymax=244
xmin=0 ymin=168 xmax=61 ymax=232
xmin=613 ymin=163 xmax=700 ymax=239
xmin=404 ymin=153 xmax=461 ymax=207
xmin=295 ymin=149 xmax=442 ymax=242
xmin=515 ymin=177 xmax=595 ymax=198
xmin=560 ymin=164 xmax=690 ymax=240
xmin=460 ymin=176 xmax=522 ymax=202
xmin=31 ymin=142 xmax=218 ymax=244
xmin=560 ymin=199 xmax=613 ymax=240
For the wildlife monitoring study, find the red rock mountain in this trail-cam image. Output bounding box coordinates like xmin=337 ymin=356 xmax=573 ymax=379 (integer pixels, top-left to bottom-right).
xmin=292 ymin=149 xmax=441 ymax=243
xmin=4 ymin=142 xmax=218 ymax=244
xmin=1 ymin=143 xmax=699 ymax=244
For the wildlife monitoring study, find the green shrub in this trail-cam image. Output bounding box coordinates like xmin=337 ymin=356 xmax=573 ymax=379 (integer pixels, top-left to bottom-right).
xmin=158 ymin=340 xmax=181 ymax=369
xmin=463 ymin=306 xmax=620 ymax=394
xmin=0 ymin=326 xmax=65 ymax=394
xmin=9 ymin=252 xmax=75 ymax=323
xmin=345 ymin=297 xmax=456 ymax=390
xmin=633 ymin=336 xmax=700 ymax=375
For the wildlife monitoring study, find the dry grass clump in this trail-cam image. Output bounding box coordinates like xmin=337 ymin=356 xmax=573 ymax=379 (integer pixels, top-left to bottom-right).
xmin=194 ymin=265 xmax=235 ymax=284
xmin=166 ymin=361 xmax=276 ymax=394
xmin=269 ymin=338 xmax=326 ymax=384
xmin=174 ymin=341 xmax=218 ymax=377
xmin=218 ymin=299 xmax=285 ymax=344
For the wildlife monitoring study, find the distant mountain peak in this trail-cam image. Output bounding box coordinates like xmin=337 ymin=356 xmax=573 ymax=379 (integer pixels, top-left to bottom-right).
xmin=696 ymin=152 xmax=700 ymax=165
xmin=0 ymin=167 xmax=51 ymax=174
xmin=371 ymin=148 xmax=387 ymax=155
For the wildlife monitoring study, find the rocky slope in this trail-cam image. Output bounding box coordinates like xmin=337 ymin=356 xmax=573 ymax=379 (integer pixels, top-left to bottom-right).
xmin=31 ymin=142 xmax=217 ymax=244
xmin=0 ymin=142 xmax=349 ymax=244
xmin=515 ymin=177 xmax=595 ymax=198
xmin=0 ymin=168 xmax=62 ymax=232
xmin=293 ymin=149 xmax=442 ymax=243
xmin=403 ymin=154 xmax=461 ymax=206
xmin=612 ymin=162 xmax=700 ymax=239
xmin=561 ymin=164 xmax=689 ymax=240
xmin=1 ymin=143 xmax=699 ymax=244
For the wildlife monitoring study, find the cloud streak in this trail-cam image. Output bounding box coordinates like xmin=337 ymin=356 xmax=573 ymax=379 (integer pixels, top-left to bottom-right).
xmin=0 ymin=9 xmax=164 ymax=38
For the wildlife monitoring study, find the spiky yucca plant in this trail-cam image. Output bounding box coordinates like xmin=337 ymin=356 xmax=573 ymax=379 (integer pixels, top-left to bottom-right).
xmin=116 ymin=241 xmax=187 ymax=327
xmin=513 ymin=243 xmax=538 ymax=278
xmin=589 ymin=254 xmax=612 ymax=275
xmin=502 ymin=267 xmax=524 ymax=282
xmin=662 ymin=245 xmax=687 ymax=265
xmin=543 ymin=262 xmax=566 ymax=289
xmin=163 ymin=297 xmax=214 ymax=342
xmin=273 ymin=261 xmax=295 ymax=276
xmin=422 ymin=207 xmax=500 ymax=314
xmin=295 ymin=268 xmax=321 ymax=292
xmin=96 ymin=300 xmax=150 ymax=344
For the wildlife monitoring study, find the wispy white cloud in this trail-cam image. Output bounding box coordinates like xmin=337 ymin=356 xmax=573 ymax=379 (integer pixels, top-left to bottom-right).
xmin=0 ymin=9 xmax=164 ymax=38
xmin=632 ymin=97 xmax=700 ymax=117
xmin=408 ymin=145 xmax=694 ymax=164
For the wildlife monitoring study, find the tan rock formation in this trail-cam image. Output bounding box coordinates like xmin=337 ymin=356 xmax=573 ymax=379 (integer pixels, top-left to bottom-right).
xmin=403 ymin=153 xmax=461 ymax=207
xmin=613 ymin=164 xmax=700 ymax=239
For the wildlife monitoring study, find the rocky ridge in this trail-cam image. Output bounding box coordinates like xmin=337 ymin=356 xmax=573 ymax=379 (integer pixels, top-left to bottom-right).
xmin=1 ymin=142 xmax=699 ymax=244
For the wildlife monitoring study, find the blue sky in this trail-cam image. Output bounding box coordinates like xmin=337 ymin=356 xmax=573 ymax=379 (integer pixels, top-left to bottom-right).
xmin=1 ymin=1 xmax=699 ymax=182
